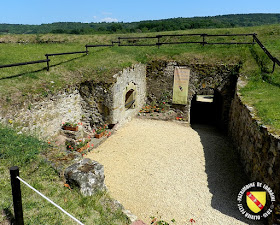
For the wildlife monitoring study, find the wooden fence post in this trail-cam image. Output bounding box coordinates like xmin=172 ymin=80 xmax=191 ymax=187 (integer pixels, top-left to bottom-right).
xmin=10 ymin=166 xmax=24 ymax=225
xmin=202 ymin=34 xmax=206 ymax=46
xmin=45 ymin=55 xmax=50 ymax=71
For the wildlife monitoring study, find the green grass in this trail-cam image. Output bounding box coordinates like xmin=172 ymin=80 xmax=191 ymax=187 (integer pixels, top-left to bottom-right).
xmin=0 ymin=24 xmax=280 ymax=133
xmin=0 ymin=125 xmax=129 ymax=224
xmin=240 ymin=68 xmax=280 ymax=133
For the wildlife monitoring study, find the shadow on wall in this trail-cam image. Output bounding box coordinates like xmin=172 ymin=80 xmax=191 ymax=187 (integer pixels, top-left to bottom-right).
xmin=191 ymin=124 xmax=265 ymax=225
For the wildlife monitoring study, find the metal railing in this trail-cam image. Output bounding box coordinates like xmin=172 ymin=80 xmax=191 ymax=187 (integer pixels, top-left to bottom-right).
xmin=0 ymin=32 xmax=279 ymax=73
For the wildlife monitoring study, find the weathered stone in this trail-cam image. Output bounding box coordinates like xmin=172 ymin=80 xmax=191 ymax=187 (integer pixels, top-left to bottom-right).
xmin=54 ymin=135 xmax=67 ymax=146
xmin=268 ymin=167 xmax=273 ymax=176
xmin=229 ymin=78 xmax=280 ymax=224
xmin=146 ymin=61 xmax=239 ymax=128
xmin=0 ymin=64 xmax=147 ymax=138
xmin=64 ymin=158 xmax=107 ymax=196
xmin=122 ymin=209 xmax=138 ymax=223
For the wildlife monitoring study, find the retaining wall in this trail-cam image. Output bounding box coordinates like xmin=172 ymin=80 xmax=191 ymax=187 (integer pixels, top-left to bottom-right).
xmin=228 ymin=79 xmax=280 ymax=223
xmin=0 ymin=89 xmax=86 ymax=138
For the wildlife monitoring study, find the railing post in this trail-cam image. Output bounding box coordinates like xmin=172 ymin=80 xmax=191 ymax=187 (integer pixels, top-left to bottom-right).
xmin=10 ymin=166 xmax=24 ymax=225
xmin=272 ymin=60 xmax=276 ymax=73
xmin=45 ymin=55 xmax=49 ymax=71
xmin=252 ymin=33 xmax=256 ymax=43
xmin=202 ymin=34 xmax=206 ymax=46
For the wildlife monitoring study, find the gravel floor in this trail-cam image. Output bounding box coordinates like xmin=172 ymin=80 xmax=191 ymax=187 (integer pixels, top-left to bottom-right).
xmin=87 ymin=118 xmax=263 ymax=225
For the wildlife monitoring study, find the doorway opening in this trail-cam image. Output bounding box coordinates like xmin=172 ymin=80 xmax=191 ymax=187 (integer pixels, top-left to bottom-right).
xmin=125 ymin=89 xmax=135 ymax=110
xmin=190 ymin=91 xmax=223 ymax=126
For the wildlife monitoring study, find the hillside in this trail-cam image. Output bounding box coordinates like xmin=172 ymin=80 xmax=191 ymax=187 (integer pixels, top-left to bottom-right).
xmin=0 ymin=24 xmax=279 ymax=133
xmin=0 ymin=13 xmax=280 ymax=34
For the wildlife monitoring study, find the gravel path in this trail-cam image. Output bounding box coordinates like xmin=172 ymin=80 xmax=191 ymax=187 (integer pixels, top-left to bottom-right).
xmin=87 ymin=118 xmax=262 ymax=225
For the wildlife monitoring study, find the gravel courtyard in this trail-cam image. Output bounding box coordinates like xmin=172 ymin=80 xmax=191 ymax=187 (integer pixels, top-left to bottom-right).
xmin=87 ymin=118 xmax=263 ymax=225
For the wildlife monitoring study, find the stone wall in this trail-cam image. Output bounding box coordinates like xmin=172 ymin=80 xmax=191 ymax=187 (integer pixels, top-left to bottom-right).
xmin=110 ymin=64 xmax=146 ymax=127
xmin=229 ymin=79 xmax=280 ymax=223
xmin=0 ymin=64 xmax=146 ymax=138
xmin=146 ymin=60 xmax=240 ymax=128
xmin=79 ymin=63 xmax=146 ymax=129
xmin=0 ymin=89 xmax=87 ymax=138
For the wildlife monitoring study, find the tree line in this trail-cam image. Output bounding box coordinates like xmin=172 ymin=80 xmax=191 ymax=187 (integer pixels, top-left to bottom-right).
xmin=0 ymin=13 xmax=280 ymax=35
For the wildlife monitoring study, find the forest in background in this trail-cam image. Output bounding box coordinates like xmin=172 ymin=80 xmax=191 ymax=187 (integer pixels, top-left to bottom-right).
xmin=0 ymin=13 xmax=280 ymax=34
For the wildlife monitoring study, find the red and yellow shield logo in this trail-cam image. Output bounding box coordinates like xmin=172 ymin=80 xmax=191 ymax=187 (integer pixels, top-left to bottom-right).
xmin=246 ymin=191 xmax=266 ymax=213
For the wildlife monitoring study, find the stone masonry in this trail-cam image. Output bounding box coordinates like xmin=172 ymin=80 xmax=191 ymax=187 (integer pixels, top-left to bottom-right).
xmin=229 ymin=79 xmax=280 ymax=224
xmin=146 ymin=60 xmax=240 ymax=128
xmin=0 ymin=64 xmax=146 ymax=138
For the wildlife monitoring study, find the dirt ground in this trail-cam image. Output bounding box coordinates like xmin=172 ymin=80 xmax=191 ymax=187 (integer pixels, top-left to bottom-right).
xmin=87 ymin=118 xmax=263 ymax=225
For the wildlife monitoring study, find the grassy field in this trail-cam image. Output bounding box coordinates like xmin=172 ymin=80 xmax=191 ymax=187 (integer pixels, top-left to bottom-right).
xmin=0 ymin=125 xmax=129 ymax=224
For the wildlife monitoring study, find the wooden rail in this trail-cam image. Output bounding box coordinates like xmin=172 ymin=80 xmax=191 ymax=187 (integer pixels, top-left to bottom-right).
xmin=118 ymin=33 xmax=256 ymax=46
xmin=0 ymin=33 xmax=279 ymax=73
xmin=0 ymin=59 xmax=49 ymax=69
xmin=253 ymin=34 xmax=280 ymax=72
xmin=45 ymin=51 xmax=88 ymax=71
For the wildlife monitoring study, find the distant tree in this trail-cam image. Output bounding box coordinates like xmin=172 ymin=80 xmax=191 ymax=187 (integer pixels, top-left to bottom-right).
xmin=1 ymin=13 xmax=280 ymax=34
xmin=51 ymin=29 xmax=67 ymax=34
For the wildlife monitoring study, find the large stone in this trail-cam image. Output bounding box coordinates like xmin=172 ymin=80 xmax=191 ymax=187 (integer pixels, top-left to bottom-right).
xmin=64 ymin=158 xmax=107 ymax=196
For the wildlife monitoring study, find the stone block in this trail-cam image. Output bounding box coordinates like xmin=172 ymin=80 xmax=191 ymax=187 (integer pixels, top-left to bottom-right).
xmin=64 ymin=158 xmax=107 ymax=196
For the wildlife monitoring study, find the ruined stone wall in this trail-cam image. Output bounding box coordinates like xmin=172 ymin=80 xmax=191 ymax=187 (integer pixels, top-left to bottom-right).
xmin=0 ymin=64 xmax=146 ymax=138
xmin=0 ymin=89 xmax=87 ymax=138
xmin=146 ymin=60 xmax=239 ymax=127
xmin=110 ymin=64 xmax=146 ymax=127
xmin=228 ymin=79 xmax=280 ymax=222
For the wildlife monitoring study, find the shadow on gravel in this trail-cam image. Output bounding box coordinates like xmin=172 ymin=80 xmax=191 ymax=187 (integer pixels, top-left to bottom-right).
xmin=192 ymin=124 xmax=265 ymax=225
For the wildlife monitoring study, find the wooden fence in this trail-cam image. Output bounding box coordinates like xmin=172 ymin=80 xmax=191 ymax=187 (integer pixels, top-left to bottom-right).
xmin=0 ymin=33 xmax=279 ymax=73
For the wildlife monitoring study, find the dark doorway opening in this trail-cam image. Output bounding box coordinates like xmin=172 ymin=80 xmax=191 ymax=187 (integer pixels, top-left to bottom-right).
xmin=190 ymin=91 xmax=223 ymax=126
xmin=125 ymin=89 xmax=135 ymax=110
